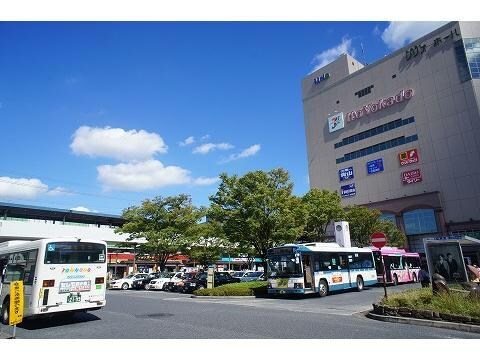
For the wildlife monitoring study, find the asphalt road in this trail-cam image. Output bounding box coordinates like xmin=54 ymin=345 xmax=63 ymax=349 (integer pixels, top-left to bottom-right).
xmin=1 ymin=283 xmax=479 ymax=339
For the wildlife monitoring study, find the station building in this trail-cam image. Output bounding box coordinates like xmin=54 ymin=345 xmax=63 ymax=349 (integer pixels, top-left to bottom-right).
xmin=302 ymin=21 xmax=480 ymax=255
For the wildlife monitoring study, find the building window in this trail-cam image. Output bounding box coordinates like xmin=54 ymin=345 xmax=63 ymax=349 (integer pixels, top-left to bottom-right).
xmin=354 ymin=85 xmax=374 ymax=98
xmin=334 ymin=116 xmax=414 ymax=149
xmin=336 ymin=134 xmax=418 ymax=164
xmin=454 ymin=39 xmax=473 ymax=82
xmin=464 ymin=38 xmax=480 ymax=79
xmin=380 ymin=213 xmax=396 ymax=225
xmin=403 ymin=209 xmax=438 ymax=235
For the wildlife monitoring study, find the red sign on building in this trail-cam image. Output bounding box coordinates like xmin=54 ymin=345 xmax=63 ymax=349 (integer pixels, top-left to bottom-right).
xmin=399 ymin=148 xmax=419 ymax=166
xmin=402 ymin=169 xmax=422 ymax=184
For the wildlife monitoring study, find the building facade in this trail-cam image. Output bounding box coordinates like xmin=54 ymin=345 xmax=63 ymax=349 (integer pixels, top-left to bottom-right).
xmin=302 ymin=22 xmax=480 ymax=252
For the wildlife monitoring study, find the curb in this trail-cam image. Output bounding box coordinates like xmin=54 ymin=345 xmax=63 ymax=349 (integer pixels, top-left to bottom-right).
xmin=366 ymin=311 xmax=480 ymax=334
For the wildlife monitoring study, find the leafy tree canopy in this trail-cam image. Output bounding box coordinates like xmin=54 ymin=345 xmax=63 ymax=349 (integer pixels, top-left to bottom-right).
xmin=116 ymin=194 xmax=204 ymax=271
xmin=301 ymin=188 xmax=345 ymax=242
xmin=208 ymin=168 xmax=304 ymax=268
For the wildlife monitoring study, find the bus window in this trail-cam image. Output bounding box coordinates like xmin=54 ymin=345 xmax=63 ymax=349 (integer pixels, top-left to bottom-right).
xmin=338 ymin=254 xmax=349 ymax=270
xmin=317 ymin=253 xmax=334 ymax=271
xmin=3 ymin=264 xmax=25 ymax=284
xmin=44 ymin=242 xmax=106 ymax=264
xmin=404 ymin=256 xmax=420 ymax=269
xmin=350 ymin=253 xmax=374 ymax=269
xmin=385 ymin=256 xmax=402 ymax=270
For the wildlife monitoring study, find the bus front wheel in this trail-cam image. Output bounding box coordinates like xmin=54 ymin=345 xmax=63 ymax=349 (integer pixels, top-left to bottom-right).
xmin=356 ymin=276 xmax=364 ymax=291
xmin=412 ymin=273 xmax=417 ymax=283
xmin=318 ymin=280 xmax=328 ymax=297
xmin=393 ymin=274 xmax=398 ymax=286
xmin=1 ymin=299 xmax=9 ymax=325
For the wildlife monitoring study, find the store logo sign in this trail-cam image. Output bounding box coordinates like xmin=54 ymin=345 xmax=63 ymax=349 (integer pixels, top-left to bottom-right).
xmin=346 ymin=89 xmax=414 ymax=122
xmin=328 ymin=112 xmax=344 ymax=133
xmin=367 ymin=158 xmax=384 ymax=175
xmin=402 ymin=169 xmax=422 ymax=184
xmin=399 ymin=148 xmax=419 ymax=166
xmin=341 ymin=183 xmax=356 ymax=198
xmin=313 ymin=72 xmax=330 ymax=85
xmin=339 ymin=166 xmax=354 ymax=182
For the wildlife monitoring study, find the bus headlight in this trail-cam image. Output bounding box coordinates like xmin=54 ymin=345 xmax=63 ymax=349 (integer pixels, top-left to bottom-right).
xmin=267 ymin=282 xmax=272 ymax=288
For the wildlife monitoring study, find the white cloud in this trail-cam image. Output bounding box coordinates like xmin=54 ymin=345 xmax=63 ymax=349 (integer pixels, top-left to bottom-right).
xmin=0 ymin=176 xmax=48 ymax=199
xmin=70 ymin=206 xmax=98 ymax=213
xmin=71 ymin=126 xmax=167 ymax=161
xmin=47 ymin=186 xmax=72 ymax=196
xmin=223 ymin=144 xmax=261 ymax=163
xmin=179 ymin=136 xmax=195 ymax=146
xmin=311 ymin=37 xmax=356 ymax=73
xmin=201 ymin=134 xmax=210 ymax=141
xmin=193 ymin=142 xmax=234 ymax=155
xmin=97 ymin=160 xmax=217 ymax=191
xmin=380 ymin=22 xmax=448 ymax=50
xmin=192 ymin=177 xmax=219 ymax=186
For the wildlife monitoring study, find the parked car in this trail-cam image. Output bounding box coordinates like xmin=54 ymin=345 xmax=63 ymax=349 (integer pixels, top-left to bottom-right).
xmin=165 ymin=272 xmax=186 ymax=291
xmin=132 ymin=273 xmax=161 ymax=290
xmin=182 ymin=271 xmax=241 ymax=293
xmin=175 ymin=272 xmax=198 ymax=293
xmin=109 ymin=273 xmax=149 ymax=290
xmin=148 ymin=272 xmax=175 ymax=290
xmin=240 ymin=271 xmax=264 ymax=282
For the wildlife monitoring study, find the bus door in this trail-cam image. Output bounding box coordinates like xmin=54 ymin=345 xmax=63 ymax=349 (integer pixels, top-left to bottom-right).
xmin=302 ymin=255 xmax=313 ymax=289
xmin=338 ymin=254 xmax=350 ymax=289
xmin=383 ymin=256 xmax=392 ymax=283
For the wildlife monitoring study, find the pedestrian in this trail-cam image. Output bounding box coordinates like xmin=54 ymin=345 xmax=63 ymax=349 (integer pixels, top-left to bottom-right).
xmin=418 ymin=266 xmax=430 ymax=288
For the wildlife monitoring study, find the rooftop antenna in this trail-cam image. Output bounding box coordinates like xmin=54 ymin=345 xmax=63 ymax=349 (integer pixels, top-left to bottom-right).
xmin=360 ymin=42 xmax=368 ymax=66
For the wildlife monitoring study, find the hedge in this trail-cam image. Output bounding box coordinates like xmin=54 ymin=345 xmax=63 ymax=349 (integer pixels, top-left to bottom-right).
xmin=193 ymin=281 xmax=268 ymax=296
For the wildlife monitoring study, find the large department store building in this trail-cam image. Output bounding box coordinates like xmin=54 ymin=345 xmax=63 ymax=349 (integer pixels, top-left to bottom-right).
xmin=302 ymin=21 xmax=480 ymax=252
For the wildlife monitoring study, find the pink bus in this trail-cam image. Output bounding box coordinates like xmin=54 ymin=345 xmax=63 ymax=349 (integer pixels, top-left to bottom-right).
xmin=370 ymin=247 xmax=421 ymax=285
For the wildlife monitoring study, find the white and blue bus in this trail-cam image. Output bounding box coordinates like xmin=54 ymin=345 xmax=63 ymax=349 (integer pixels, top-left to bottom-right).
xmin=267 ymin=243 xmax=377 ymax=296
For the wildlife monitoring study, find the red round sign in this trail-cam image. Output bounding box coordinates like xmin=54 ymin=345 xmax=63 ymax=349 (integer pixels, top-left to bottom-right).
xmin=371 ymin=232 xmax=387 ymax=248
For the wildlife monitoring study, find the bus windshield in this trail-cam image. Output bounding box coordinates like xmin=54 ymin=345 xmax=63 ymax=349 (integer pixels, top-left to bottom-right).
xmin=267 ymin=253 xmax=303 ymax=278
xmin=44 ymin=242 xmax=106 ymax=264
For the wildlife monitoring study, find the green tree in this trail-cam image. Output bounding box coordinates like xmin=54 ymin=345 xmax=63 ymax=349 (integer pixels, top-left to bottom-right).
xmin=377 ymin=219 xmax=407 ymax=248
xmin=345 ymin=206 xmax=407 ymax=248
xmin=116 ymin=194 xmax=204 ymax=272
xmin=344 ymin=205 xmax=381 ymax=247
xmin=209 ymin=168 xmax=304 ymax=274
xmin=301 ymin=188 xmax=345 ymax=242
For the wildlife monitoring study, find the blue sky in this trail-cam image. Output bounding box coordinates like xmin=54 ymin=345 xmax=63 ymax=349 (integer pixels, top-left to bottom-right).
xmin=0 ymin=21 xmax=447 ymax=214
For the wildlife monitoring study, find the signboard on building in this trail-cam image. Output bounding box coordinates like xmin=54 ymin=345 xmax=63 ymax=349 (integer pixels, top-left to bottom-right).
xmin=340 ymin=183 xmax=356 ymax=198
xmin=339 ymin=166 xmax=354 ymax=182
xmin=328 ymin=112 xmax=344 ymax=133
xmin=402 ymin=169 xmax=422 ymax=184
xmin=346 ymin=89 xmax=414 ymax=123
xmin=399 ymin=148 xmax=419 ymax=166
xmin=366 ymin=158 xmax=384 ymax=175
xmin=313 ymin=72 xmax=330 ymax=85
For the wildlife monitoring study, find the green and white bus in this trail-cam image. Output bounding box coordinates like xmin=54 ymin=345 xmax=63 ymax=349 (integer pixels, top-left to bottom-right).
xmin=267 ymin=242 xmax=377 ymax=296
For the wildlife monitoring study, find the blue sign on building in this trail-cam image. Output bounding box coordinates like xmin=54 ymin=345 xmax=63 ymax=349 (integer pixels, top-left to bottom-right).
xmin=367 ymin=158 xmax=384 ymax=175
xmin=339 ymin=166 xmax=354 ymax=182
xmin=340 ymin=183 xmax=356 ymax=198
